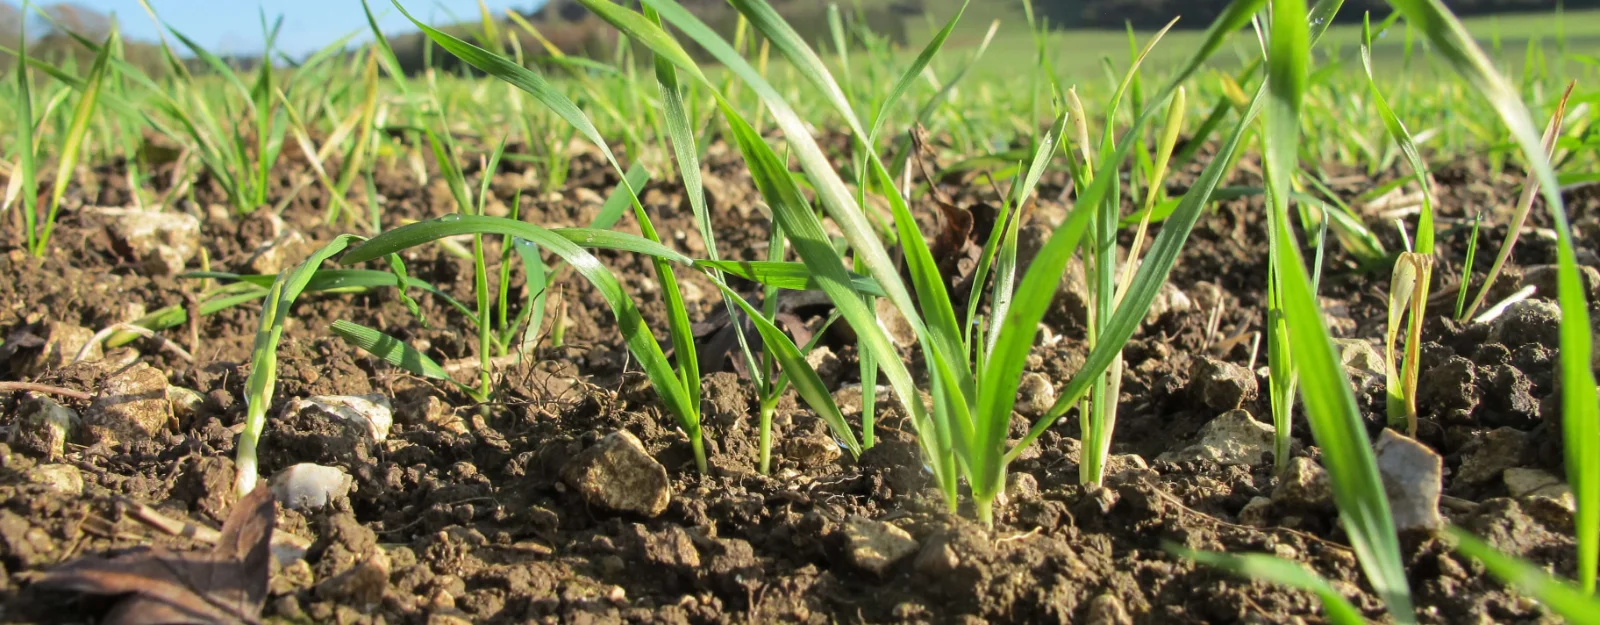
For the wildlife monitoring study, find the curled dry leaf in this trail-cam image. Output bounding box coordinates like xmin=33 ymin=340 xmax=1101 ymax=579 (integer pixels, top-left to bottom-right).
xmin=33 ymin=485 xmax=276 ymax=625
xmin=909 ymin=126 xmax=1002 ymax=298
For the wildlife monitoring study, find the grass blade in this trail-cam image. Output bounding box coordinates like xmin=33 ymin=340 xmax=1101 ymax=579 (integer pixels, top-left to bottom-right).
xmin=15 ymin=15 xmax=37 ymax=253
xmin=1448 ymin=526 xmax=1600 ymax=622
xmin=35 ymin=26 xmax=114 ymax=255
xmin=330 ymin=320 xmax=454 ymax=383
xmin=1263 ymin=0 xmax=1414 ymax=616
xmin=1377 ymin=0 xmax=1598 ymax=593
xmin=235 ymin=235 xmax=362 ymax=496
xmin=1170 ymin=546 xmax=1367 ymax=625
xmin=1458 ymin=84 xmax=1572 ymax=321
xmin=342 ymin=215 xmax=702 ymax=469
xmin=708 ymin=278 xmax=862 ymax=458
xmin=695 ymin=260 xmax=885 ymax=296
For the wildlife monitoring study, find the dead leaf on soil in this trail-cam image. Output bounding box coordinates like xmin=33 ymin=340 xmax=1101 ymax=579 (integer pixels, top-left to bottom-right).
xmin=909 ymin=125 xmax=1004 ymax=298
xmin=33 ymin=485 xmax=276 ymax=625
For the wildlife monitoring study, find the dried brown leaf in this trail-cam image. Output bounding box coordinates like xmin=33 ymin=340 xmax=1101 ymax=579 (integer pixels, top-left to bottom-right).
xmin=33 ymin=486 xmax=276 ymax=625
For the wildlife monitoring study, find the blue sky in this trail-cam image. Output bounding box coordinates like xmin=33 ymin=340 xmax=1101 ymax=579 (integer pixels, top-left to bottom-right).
xmin=76 ymin=0 xmax=548 ymax=57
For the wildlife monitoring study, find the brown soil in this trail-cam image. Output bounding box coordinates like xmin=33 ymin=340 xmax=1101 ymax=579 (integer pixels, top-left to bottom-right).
xmin=1 ymin=143 xmax=1598 ymax=624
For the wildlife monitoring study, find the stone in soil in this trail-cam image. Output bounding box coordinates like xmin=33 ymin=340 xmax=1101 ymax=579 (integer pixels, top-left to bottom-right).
xmin=92 ymin=207 xmax=202 ymax=276
xmin=1456 ymin=426 xmax=1530 ymax=486
xmin=316 ymin=551 xmax=392 ymax=607
xmin=271 ymin=463 xmax=354 ymax=511
xmin=1190 ymin=357 xmax=1259 ymax=411
xmin=874 ymin=298 xmax=920 ymax=347
xmin=1087 ymin=593 xmax=1133 ymax=625
xmin=913 ymin=533 xmax=959 ymax=577
xmin=1375 ymin=429 xmax=1444 ymax=532
xmin=1519 ymin=263 xmax=1600 ymax=301
xmin=1503 ymin=467 xmax=1575 ymax=526
xmin=1238 ymin=496 xmax=1274 ymax=527
xmin=1043 ymin=257 xmax=1091 ymax=327
xmin=783 ymin=431 xmax=842 ymax=469
xmin=805 ymin=346 xmax=844 ymax=387
xmin=284 ymin=394 xmax=394 ymax=442
xmin=24 ymin=464 xmax=83 ymax=496
xmin=1157 ymin=409 xmax=1275 ymax=466
xmin=1272 ymin=457 xmax=1332 ymax=509
xmin=85 ymin=361 xmax=173 ymax=446
xmin=1144 ymin=282 xmax=1194 ymax=324
xmin=841 ymin=516 xmax=918 ymax=577
xmin=1332 ymin=338 xmax=1386 ymax=391
xmin=1015 ymin=372 xmax=1057 ymax=419
xmin=8 ymin=393 xmax=80 ymax=460
xmin=15 ymin=321 xmax=100 ymax=375
xmin=244 ymin=214 xmax=313 ymax=274
xmin=560 ymin=430 xmax=671 ymax=517
xmin=167 ymin=385 xmax=206 ymax=425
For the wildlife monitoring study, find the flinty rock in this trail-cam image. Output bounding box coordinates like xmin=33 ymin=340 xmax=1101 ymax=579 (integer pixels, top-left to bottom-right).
xmin=1332 ymin=338 xmax=1386 ymax=392
xmin=1238 ymin=496 xmax=1274 ymax=527
xmin=874 ymin=298 xmax=918 ymax=347
xmin=245 ymin=214 xmax=312 ymax=275
xmin=8 ymin=393 xmax=80 ymax=460
xmin=1015 ymin=372 xmax=1057 ymax=419
xmin=1504 ymin=467 xmax=1575 ymax=526
xmin=1190 ymin=357 xmax=1259 ymax=411
xmin=285 ymin=395 xmax=394 ymax=442
xmin=1157 ymin=409 xmax=1276 ymax=466
xmin=167 ymin=386 xmax=206 ymax=424
xmin=271 ymin=463 xmax=354 ymax=511
xmin=92 ymin=207 xmax=201 ymax=276
xmin=1144 ymin=283 xmax=1194 ymax=324
xmin=1375 ymin=429 xmax=1443 ymax=532
xmin=1456 ymin=427 xmax=1529 ymax=486
xmin=1087 ymin=593 xmax=1133 ymax=625
xmin=913 ymin=534 xmax=959 ymax=577
xmin=1047 ymin=257 xmax=1091 ymax=327
xmin=841 ymin=516 xmax=918 ymax=577
xmin=805 ymin=346 xmax=844 ymax=387
xmin=85 ymin=362 xmax=173 ymax=446
xmin=415 ymin=395 xmax=468 ymax=435
xmin=1504 ymin=467 xmax=1571 ymax=500
xmin=18 ymin=322 xmax=100 ymax=375
xmin=561 ymin=430 xmax=671 ymax=517
xmin=784 ymin=432 xmax=842 ymax=469
xmin=25 ymin=464 xmax=84 ymax=496
xmin=1272 ymin=457 xmax=1332 ymax=509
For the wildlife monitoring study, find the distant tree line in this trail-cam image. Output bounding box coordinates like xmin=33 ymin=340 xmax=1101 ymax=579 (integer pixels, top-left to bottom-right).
xmin=1 ymin=1 xmax=167 ymax=76
xmin=383 ymin=0 xmax=925 ymax=75
xmin=1034 ymin=0 xmax=1592 ymax=29
xmin=5 ymin=0 xmax=1577 ymax=82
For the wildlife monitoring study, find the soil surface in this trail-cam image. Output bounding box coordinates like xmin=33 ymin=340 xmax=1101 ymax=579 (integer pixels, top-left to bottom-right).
xmin=2 ymin=140 xmax=1598 ymax=624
